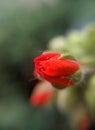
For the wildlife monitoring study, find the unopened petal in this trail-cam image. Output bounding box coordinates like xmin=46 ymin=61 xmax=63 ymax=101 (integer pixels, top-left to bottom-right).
xmin=40 ymin=59 xmax=80 ymax=77
xmin=41 ymin=73 xmax=74 ymax=86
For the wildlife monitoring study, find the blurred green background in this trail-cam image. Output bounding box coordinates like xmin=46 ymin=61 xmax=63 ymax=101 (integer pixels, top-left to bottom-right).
xmin=0 ymin=0 xmax=95 ymax=130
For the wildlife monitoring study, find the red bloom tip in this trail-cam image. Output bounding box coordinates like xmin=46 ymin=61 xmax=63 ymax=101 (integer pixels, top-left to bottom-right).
xmin=34 ymin=52 xmax=81 ymax=87
xmin=30 ymin=81 xmax=55 ymax=106
xmin=30 ymin=92 xmax=52 ymax=106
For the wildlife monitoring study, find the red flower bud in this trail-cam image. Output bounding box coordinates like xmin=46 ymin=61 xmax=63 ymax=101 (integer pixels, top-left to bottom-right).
xmin=30 ymin=92 xmax=52 ymax=106
xmin=34 ymin=52 xmax=81 ymax=88
xmin=30 ymin=81 xmax=55 ymax=106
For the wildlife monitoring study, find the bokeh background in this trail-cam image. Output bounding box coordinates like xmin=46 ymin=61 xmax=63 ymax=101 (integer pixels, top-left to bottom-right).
xmin=0 ymin=0 xmax=95 ymax=130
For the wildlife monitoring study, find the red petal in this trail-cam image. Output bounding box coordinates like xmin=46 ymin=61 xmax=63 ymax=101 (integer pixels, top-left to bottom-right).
xmin=34 ymin=53 xmax=60 ymax=63
xmin=40 ymin=59 xmax=80 ymax=77
xmin=41 ymin=73 xmax=74 ymax=86
xmin=30 ymin=92 xmax=52 ymax=106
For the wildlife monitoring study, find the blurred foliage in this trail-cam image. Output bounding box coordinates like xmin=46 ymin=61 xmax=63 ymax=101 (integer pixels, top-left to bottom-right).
xmin=0 ymin=0 xmax=95 ymax=130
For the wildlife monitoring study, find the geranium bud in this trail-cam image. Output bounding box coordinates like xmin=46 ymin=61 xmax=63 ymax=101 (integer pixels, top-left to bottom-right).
xmin=30 ymin=81 xmax=55 ymax=106
xmin=34 ymin=52 xmax=81 ymax=89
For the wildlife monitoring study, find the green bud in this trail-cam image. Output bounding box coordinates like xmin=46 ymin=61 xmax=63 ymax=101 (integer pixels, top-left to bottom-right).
xmin=47 ymin=36 xmax=68 ymax=52
xmin=82 ymin=24 xmax=95 ymax=55
xmin=85 ymin=75 xmax=95 ymax=118
xmin=66 ymin=30 xmax=85 ymax=57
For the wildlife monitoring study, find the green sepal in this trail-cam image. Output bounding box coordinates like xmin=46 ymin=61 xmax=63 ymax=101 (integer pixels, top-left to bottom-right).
xmin=59 ymin=53 xmax=77 ymax=61
xmin=52 ymin=83 xmax=70 ymax=89
xmin=69 ymin=70 xmax=82 ymax=83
